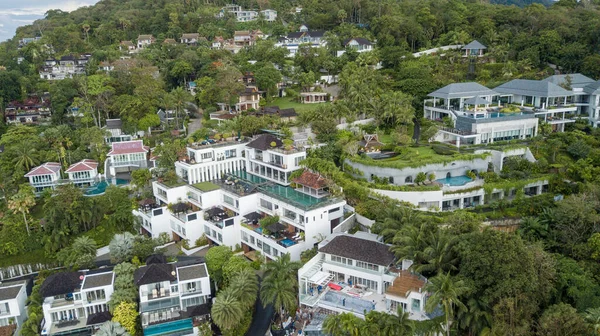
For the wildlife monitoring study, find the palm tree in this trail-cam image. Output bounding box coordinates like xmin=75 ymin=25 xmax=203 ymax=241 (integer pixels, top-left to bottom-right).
xmin=7 ymin=184 xmax=36 ymax=235
xmin=169 ymin=87 xmax=193 ymax=130
xmin=392 ymin=306 xmax=416 ymax=335
xmin=517 ymin=217 xmax=548 ymax=242
xmin=96 ymin=321 xmax=130 ymax=336
xmin=425 ymin=272 xmax=470 ymax=336
xmin=377 ymin=207 xmax=422 ymax=243
xmin=211 ymin=287 xmax=243 ymax=332
xmin=418 ymin=230 xmax=458 ymax=275
xmin=262 ymin=253 xmax=302 ymax=286
xmin=260 ymin=273 xmax=298 ymax=328
xmin=339 ymin=312 xmax=364 ymax=336
xmin=322 ymin=314 xmax=345 ymax=335
xmin=12 ymin=142 xmax=38 ymax=172
xmin=456 ymin=297 xmax=492 ymax=336
xmin=584 ymin=307 xmax=600 ymax=335
xmin=229 ymin=268 xmax=258 ymax=309
xmin=391 ymin=221 xmax=434 ymax=270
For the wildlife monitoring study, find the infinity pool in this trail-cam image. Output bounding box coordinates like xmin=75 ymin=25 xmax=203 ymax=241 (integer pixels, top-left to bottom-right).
xmin=435 ymin=175 xmax=472 ymax=186
xmin=144 ymin=318 xmax=193 ymax=336
xmin=280 ymin=238 xmax=296 ymax=247
xmin=84 ymin=179 xmax=128 ymax=196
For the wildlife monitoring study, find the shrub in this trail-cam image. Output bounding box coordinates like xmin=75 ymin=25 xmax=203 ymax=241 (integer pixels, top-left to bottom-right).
xmin=431 ymin=144 xmax=457 ymax=155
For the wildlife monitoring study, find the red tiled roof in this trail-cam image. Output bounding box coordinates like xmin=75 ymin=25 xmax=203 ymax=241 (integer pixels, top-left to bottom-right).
xmin=108 ymin=140 xmax=149 ymax=156
xmin=65 ymin=159 xmax=98 ymax=173
xmin=293 ymin=170 xmax=327 ymax=189
xmin=0 ymin=324 xmax=16 ymax=336
xmin=25 ymin=162 xmax=61 ymax=177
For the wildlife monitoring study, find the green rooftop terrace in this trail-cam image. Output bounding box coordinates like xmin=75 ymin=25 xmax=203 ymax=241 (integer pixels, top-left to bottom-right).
xmin=191 ymin=182 xmax=220 ymax=192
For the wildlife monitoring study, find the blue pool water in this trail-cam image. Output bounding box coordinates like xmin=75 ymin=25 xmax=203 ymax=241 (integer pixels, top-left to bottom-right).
xmin=84 ymin=179 xmax=129 ymax=196
xmin=280 ymin=238 xmax=296 ymax=247
xmin=435 ymin=175 xmax=472 ymax=186
xmin=255 ymin=227 xmax=263 ymax=234
xmin=144 ymin=318 xmax=193 ymax=336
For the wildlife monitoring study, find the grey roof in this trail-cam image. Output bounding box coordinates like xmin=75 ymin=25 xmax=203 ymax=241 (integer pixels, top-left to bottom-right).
xmin=584 ymin=81 xmax=600 ymax=95
xmin=462 ymin=40 xmax=487 ymax=50
xmin=0 ymin=283 xmax=23 ymax=301
xmin=82 ymin=272 xmax=114 ymax=289
xmin=247 ymin=134 xmax=283 ymax=151
xmin=343 ymin=37 xmax=372 ymax=46
xmin=494 ymin=79 xmax=572 ymax=97
xmin=542 ymin=73 xmax=595 ymax=89
xmin=134 ymin=263 xmax=176 ymax=286
xmin=177 ymin=264 xmax=208 ymax=281
xmin=105 ymin=119 xmax=122 ymax=129
xmin=319 ymin=235 xmax=395 ymax=266
xmin=40 ymin=272 xmax=82 ymax=297
xmin=428 ymin=82 xmax=498 ymax=99
xmin=464 ymin=96 xmax=491 ymax=105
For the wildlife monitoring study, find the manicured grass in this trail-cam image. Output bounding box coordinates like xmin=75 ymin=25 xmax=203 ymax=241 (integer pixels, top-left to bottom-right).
xmin=378 ymin=133 xmax=393 ymax=144
xmin=268 ymin=97 xmax=329 ymax=113
xmin=192 ymin=182 xmax=220 ymax=192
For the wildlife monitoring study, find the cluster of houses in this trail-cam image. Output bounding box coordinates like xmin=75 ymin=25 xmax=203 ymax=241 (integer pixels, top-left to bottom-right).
xmin=425 ymin=73 xmax=600 ymax=147
xmin=4 ymin=94 xmax=52 ymax=125
xmin=0 ymin=257 xmax=211 ymax=336
xmin=217 ymin=4 xmax=277 ymax=22
xmin=39 ymin=54 xmax=91 ymax=80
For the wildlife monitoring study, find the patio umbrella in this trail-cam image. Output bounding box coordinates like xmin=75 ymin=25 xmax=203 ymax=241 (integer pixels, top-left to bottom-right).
xmin=172 ymin=203 xmax=190 ymax=213
xmin=205 ymin=207 xmax=225 ymax=217
xmin=266 ymin=222 xmax=287 ymax=233
xmin=243 ymin=212 xmax=262 ymax=223
xmin=138 ymin=198 xmax=155 ymax=206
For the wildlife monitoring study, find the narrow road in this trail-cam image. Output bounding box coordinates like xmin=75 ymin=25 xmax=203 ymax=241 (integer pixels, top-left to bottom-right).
xmin=246 ymin=277 xmax=274 ymax=336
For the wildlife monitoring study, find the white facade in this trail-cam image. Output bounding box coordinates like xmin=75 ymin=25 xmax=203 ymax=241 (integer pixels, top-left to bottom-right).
xmin=41 ymin=271 xmax=115 ymax=336
xmin=39 ymin=55 xmax=90 ymax=80
xmin=25 ymin=162 xmax=62 ymax=192
xmin=65 ymin=160 xmax=99 ymax=186
xmin=260 ymin=9 xmax=278 ymax=22
xmin=137 ymin=262 xmax=211 ymax=328
xmin=0 ymin=281 xmax=28 ymax=335
xmin=138 ymin=135 xmax=346 ymax=261
xmin=106 ymin=140 xmax=149 ymax=178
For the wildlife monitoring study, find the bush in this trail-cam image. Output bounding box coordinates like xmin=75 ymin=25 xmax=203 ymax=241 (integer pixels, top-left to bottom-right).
xmin=431 ymin=144 xmax=457 ymax=155
xmin=195 ymin=235 xmax=209 ymax=248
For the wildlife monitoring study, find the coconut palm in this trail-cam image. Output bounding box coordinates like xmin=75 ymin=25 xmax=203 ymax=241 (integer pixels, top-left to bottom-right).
xmin=96 ymin=321 xmax=130 ymax=336
xmin=377 ymin=207 xmax=422 ymax=243
xmin=12 ymin=142 xmax=38 ymax=172
xmin=7 ymin=184 xmax=36 ymax=235
xmin=322 ymin=314 xmax=344 ymax=335
xmin=262 ymin=253 xmax=302 ymax=286
xmin=456 ymin=297 xmax=492 ymax=336
xmin=168 ymin=87 xmax=193 ymax=130
xmin=391 ymin=221 xmax=436 ymax=270
xmin=517 ymin=216 xmax=548 ymax=242
xmin=229 ymin=268 xmax=258 ymax=309
xmin=425 ymin=272 xmax=470 ymax=336
xmin=260 ymin=272 xmax=298 ymax=328
xmin=211 ymin=287 xmax=244 ymax=331
xmin=418 ymin=230 xmax=458 ymax=275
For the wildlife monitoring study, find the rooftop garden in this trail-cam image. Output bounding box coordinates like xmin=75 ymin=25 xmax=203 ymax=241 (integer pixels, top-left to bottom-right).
xmin=192 ymin=182 xmax=220 ymax=192
xmin=349 ymin=144 xmax=491 ymax=170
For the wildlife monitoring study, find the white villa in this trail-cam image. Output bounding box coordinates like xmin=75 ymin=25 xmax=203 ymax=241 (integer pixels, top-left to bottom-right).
xmin=134 ymin=258 xmax=211 ymax=332
xmin=24 ymin=162 xmax=62 ymax=192
xmin=135 ymin=134 xmax=348 ymax=261
xmin=217 ymin=4 xmax=277 ymax=22
xmin=104 ymin=118 xmax=133 ymax=144
xmin=137 ymin=35 xmax=155 ymax=49
xmin=276 ymin=25 xmax=326 ymax=56
xmin=299 ymin=233 xmax=432 ymax=333
xmin=106 ymin=140 xmax=149 ymax=178
xmin=40 ymin=271 xmax=115 ymax=336
xmin=0 ymin=281 xmax=29 ymax=336
xmin=65 ymin=160 xmax=99 ymax=187
xmin=337 ymin=38 xmax=373 ymax=57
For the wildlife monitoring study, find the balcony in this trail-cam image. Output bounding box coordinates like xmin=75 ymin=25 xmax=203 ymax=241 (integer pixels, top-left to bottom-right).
xmin=142 ymin=288 xmax=171 ymax=301
xmin=49 ymin=318 xmax=87 ymax=335
xmin=241 ymin=218 xmax=304 ymax=248
xmin=169 ymin=202 xmax=201 ymax=223
xmin=204 ymin=206 xmax=236 ymax=229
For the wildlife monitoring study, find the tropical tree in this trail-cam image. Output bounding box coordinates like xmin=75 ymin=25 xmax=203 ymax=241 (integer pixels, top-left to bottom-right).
xmin=96 ymin=321 xmax=130 ymax=336
xmin=56 ymin=236 xmax=97 ymax=269
xmin=456 ymin=297 xmax=492 ymax=336
xmin=375 ymin=207 xmax=422 ymax=243
xmin=323 ymin=313 xmax=365 ymax=336
xmin=211 ymin=287 xmax=244 ymax=332
xmin=112 ymin=302 xmax=138 ymax=335
xmin=228 ymin=268 xmax=258 ymax=309
xmin=517 ymin=216 xmax=548 ymax=242
xmin=260 ymin=253 xmax=301 ymax=327
xmin=109 ymin=232 xmax=136 ymax=263
xmin=584 ymin=307 xmax=600 ymax=335
xmin=375 ymin=91 xmax=415 ymax=127
xmin=425 ymin=272 xmax=470 ymax=336
xmin=418 ymin=230 xmax=458 ymax=275
xmin=7 ymin=184 xmax=36 ymax=235
xmin=168 ymin=86 xmax=193 ymax=130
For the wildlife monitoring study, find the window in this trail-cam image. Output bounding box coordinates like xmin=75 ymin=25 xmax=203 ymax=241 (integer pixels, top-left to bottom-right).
xmin=405 ymin=176 xmax=413 ymax=183
xmin=153 ymin=208 xmax=163 ymax=216
xmin=0 ymin=303 xmax=9 ymax=315
xmin=86 ymin=289 xmax=106 ymax=302
xmin=348 ymin=276 xmax=378 ymax=291
xmin=242 ymin=231 xmax=248 ymax=242
xmin=218 ymin=233 xmax=223 ymax=242
xmin=223 ymin=194 xmax=235 ymax=207
xmin=284 ymin=208 xmax=296 ymax=220
xmin=263 ymin=244 xmax=271 ymax=255
xmin=328 ymin=207 xmax=340 ymax=214
xmin=356 ymin=261 xmax=379 ymax=272
xmin=204 ymin=226 xmax=211 ymax=235
xmin=260 ymin=199 xmax=273 ymax=210
xmin=331 ymin=255 xmax=352 ymax=265
xmin=250 ymin=236 xmax=255 ymax=244
xmin=294 ymin=156 xmax=305 ymax=166
xmin=182 ymin=296 xmax=205 ymax=309
xmin=188 ymin=213 xmax=197 ymax=221
xmin=224 ymin=218 xmax=234 ymax=227
xmin=201 ymin=152 xmax=212 ymax=160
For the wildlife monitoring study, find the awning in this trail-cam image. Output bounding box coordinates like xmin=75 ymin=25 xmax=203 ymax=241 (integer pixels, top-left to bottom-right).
xmin=309 ymin=271 xmax=333 ymax=286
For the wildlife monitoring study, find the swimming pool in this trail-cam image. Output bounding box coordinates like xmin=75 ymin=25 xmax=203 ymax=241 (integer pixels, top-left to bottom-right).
xmin=84 ymin=179 xmax=129 ymax=196
xmin=143 ymin=318 xmax=193 ymax=336
xmin=254 ymin=227 xmax=263 ymax=234
xmin=435 ymin=175 xmax=472 ymax=186
xmin=280 ymin=238 xmax=296 ymax=247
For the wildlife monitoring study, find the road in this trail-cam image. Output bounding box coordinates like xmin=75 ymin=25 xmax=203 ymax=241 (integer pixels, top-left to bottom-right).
xmin=246 ymin=277 xmax=274 ymax=336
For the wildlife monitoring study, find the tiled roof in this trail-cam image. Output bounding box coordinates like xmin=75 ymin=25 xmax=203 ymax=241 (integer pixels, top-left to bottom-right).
xmin=287 ymin=31 xmax=325 ymax=39
xmin=40 ymin=272 xmax=82 ymax=297
xmin=177 ymin=264 xmax=208 ymax=282
xmin=494 ymin=79 xmax=572 ymax=97
xmin=82 ymin=272 xmax=113 ymax=289
xmin=343 ymin=37 xmax=372 ymax=46
xmin=247 ymin=134 xmax=282 ymax=151
xmin=108 ymin=140 xmax=149 ymax=156
xmin=134 ymin=263 xmax=176 ymax=286
xmin=138 ymin=35 xmax=154 ymax=40
xmin=121 ymin=41 xmax=134 ymax=46
xmin=0 ymin=324 xmax=16 ymax=336
xmin=86 ymin=311 xmax=112 ymax=326
xmin=428 ymin=82 xmax=497 ymax=99
xmin=65 ymin=160 xmax=98 ymax=173
xmin=319 ymin=235 xmax=395 ymax=266
xmin=234 ymin=31 xmax=251 ymax=36
xmin=181 ymin=33 xmax=200 ymax=39
xmin=542 ymin=73 xmax=596 ymax=89
xmin=293 ymin=170 xmax=327 ymax=189
xmin=105 ymin=119 xmax=122 ymax=129
xmin=24 ymin=162 xmax=61 ymax=177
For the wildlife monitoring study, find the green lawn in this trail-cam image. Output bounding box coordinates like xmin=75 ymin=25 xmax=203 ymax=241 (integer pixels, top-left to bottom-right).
xmin=192 ymin=182 xmax=220 ymax=192
xmin=268 ymin=97 xmax=329 ymax=113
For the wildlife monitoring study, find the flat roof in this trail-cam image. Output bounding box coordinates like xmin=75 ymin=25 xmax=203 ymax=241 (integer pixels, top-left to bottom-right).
xmin=177 ymin=264 xmax=209 ymax=281
xmin=82 ymin=272 xmax=114 ymax=289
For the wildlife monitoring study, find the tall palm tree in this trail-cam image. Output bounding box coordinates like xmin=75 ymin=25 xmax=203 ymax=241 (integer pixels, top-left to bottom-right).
xmin=339 ymin=312 xmax=364 ymax=336
xmin=169 ymin=87 xmax=193 ymax=130
xmin=418 ymin=230 xmax=458 ymax=275
xmin=96 ymin=321 xmax=130 ymax=336
xmin=211 ymin=287 xmax=243 ymax=332
xmin=229 ymin=268 xmax=258 ymax=309
xmin=456 ymin=297 xmax=492 ymax=336
xmin=391 ymin=221 xmax=435 ymax=270
xmin=377 ymin=207 xmax=422 ymax=243
xmin=392 ymin=306 xmax=416 ymax=335
xmin=262 ymin=253 xmax=302 ymax=285
xmin=425 ymin=272 xmax=470 ymax=336
xmin=322 ymin=314 xmax=345 ymax=335
xmin=260 ymin=273 xmax=298 ymax=328
xmin=7 ymin=184 xmax=36 ymax=235
xmin=12 ymin=142 xmax=38 ymax=172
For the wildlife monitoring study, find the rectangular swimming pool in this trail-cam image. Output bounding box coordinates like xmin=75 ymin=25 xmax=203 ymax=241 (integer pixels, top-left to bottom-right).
xmin=144 ymin=318 xmax=193 ymax=336
xmin=280 ymin=238 xmax=296 ymax=247
xmin=435 ymin=175 xmax=472 ymax=186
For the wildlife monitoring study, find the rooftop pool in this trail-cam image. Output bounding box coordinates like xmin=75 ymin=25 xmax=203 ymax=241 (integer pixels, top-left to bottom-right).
xmin=84 ymin=178 xmax=129 ymax=196
xmin=435 ymin=175 xmax=472 ymax=186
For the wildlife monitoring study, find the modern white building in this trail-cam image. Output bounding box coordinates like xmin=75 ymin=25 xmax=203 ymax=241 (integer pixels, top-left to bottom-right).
xmin=337 ymin=38 xmax=373 ymax=57
xmin=298 ymin=233 xmax=432 ymax=331
xmin=0 ymin=280 xmax=29 ymax=336
xmin=24 ymin=162 xmax=62 ymax=192
xmin=40 ymin=270 xmax=115 ymax=336
xmin=134 ymin=258 xmax=211 ymax=334
xmin=104 ymin=119 xmax=133 ymax=144
xmin=39 ymin=55 xmax=90 ymax=80
xmin=136 ymin=134 xmax=348 ymax=261
xmin=260 ymin=9 xmax=278 ymax=22
xmin=65 ymin=159 xmax=99 ymax=187
xmin=137 ymin=35 xmax=155 ymax=49
xmin=276 ymin=25 xmax=326 ymax=56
